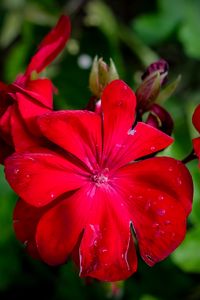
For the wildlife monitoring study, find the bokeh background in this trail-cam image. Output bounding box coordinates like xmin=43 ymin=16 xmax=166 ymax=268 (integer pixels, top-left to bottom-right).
xmin=1 ymin=0 xmax=200 ymax=299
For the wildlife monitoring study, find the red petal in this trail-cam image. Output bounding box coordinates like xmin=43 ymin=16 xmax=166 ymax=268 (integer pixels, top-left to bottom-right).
xmin=115 ymin=157 xmax=193 ymax=266
xmin=38 ymin=110 xmax=102 ymax=170
xmin=101 ymin=80 xmax=136 ymax=167
xmin=12 ymin=78 xmax=53 ymax=109
xmin=25 ymin=15 xmax=71 ymax=76
xmin=16 ymin=92 xmax=50 ymax=136
xmin=10 ymin=104 xmax=42 ymax=151
xmin=192 ymin=104 xmax=200 ymax=133
xmin=79 ymin=188 xmax=137 ymax=281
xmin=193 ymin=137 xmax=200 ymax=161
xmin=103 ymin=121 xmax=173 ymax=170
xmin=5 ymin=148 xmax=86 ymax=207
xmin=13 ymin=199 xmax=47 ymax=259
xmin=36 ymin=188 xmax=91 ymax=265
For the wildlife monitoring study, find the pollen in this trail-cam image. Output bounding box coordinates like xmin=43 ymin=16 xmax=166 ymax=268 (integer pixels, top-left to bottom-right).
xmin=91 ymin=169 xmax=109 ymax=187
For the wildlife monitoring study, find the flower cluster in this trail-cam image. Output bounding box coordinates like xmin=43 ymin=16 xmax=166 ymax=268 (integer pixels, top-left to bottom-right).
xmin=0 ymin=15 xmax=197 ymax=282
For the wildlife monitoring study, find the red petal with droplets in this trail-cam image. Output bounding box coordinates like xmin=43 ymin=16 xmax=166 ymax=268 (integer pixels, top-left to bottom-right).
xmin=101 ymin=80 xmax=136 ymax=167
xmin=104 ymin=121 xmax=173 ymax=170
xmin=36 ymin=188 xmax=92 ymax=265
xmin=13 ymin=199 xmax=47 ymax=259
xmin=38 ymin=110 xmax=102 ymax=170
xmin=25 ymin=15 xmax=71 ymax=77
xmin=5 ymin=148 xmax=86 ymax=207
xmin=114 ymin=157 xmax=193 ymax=266
xmin=79 ymin=187 xmax=137 ymax=282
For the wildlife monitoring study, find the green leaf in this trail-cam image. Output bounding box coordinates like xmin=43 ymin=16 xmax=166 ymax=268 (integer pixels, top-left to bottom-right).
xmin=0 ymin=12 xmax=22 ymax=48
xmin=172 ymin=226 xmax=200 ymax=273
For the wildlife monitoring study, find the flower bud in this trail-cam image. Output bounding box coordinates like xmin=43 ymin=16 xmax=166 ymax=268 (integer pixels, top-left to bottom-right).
xmin=89 ymin=56 xmax=119 ymax=98
xmin=136 ymin=59 xmax=169 ymax=114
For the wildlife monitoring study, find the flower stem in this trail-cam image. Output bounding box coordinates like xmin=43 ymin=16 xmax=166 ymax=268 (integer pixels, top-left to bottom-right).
xmin=182 ymin=150 xmax=197 ymax=164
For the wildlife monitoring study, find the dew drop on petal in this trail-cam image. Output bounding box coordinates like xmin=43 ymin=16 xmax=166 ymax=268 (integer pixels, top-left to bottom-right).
xmin=127 ymin=128 xmax=136 ymax=136
xmin=50 ymin=193 xmax=55 ymax=199
xmin=14 ymin=168 xmax=19 ymax=175
xmin=168 ymin=166 xmax=173 ymax=172
xmin=158 ymin=195 xmax=164 ymax=201
xmin=152 ymin=222 xmax=159 ymax=229
xmin=164 ymin=220 xmax=171 ymax=225
xmin=150 ymin=146 xmax=156 ymax=151
xmin=145 ymin=200 xmax=151 ymax=210
xmin=157 ymin=208 xmax=166 ymax=216
xmin=26 ymin=174 xmax=30 ymax=179
xmin=177 ymin=178 xmax=182 ymax=185
xmin=101 ymin=248 xmax=108 ymax=253
xmin=23 ymin=240 xmax=28 ymax=247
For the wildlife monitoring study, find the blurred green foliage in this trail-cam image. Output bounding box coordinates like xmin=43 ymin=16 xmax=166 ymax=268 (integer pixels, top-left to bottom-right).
xmin=1 ymin=0 xmax=200 ymax=299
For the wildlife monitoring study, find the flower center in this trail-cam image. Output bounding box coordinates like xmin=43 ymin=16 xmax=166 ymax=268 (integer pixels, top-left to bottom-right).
xmin=91 ymin=168 xmax=109 ymax=187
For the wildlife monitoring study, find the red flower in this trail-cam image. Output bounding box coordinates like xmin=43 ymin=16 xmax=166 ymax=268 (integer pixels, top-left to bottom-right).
xmin=0 ymin=15 xmax=70 ymax=162
xmin=5 ymin=80 xmax=193 ymax=282
xmin=192 ymin=104 xmax=200 ymax=161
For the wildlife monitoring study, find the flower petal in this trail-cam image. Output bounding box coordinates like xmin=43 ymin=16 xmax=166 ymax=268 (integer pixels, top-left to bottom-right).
xmin=115 ymin=157 xmax=193 ymax=266
xmin=105 ymin=122 xmax=173 ymax=169
xmin=36 ymin=188 xmax=92 ymax=265
xmin=193 ymin=137 xmax=200 ymax=161
xmin=192 ymin=104 xmax=200 ymax=133
xmin=79 ymin=188 xmax=137 ymax=281
xmin=101 ymin=80 xmax=136 ymax=167
xmin=5 ymin=148 xmax=86 ymax=207
xmin=13 ymin=198 xmax=47 ymax=259
xmin=38 ymin=110 xmax=102 ymax=170
xmin=16 ymin=92 xmax=50 ymax=136
xmin=12 ymin=78 xmax=53 ymax=109
xmin=25 ymin=15 xmax=71 ymax=76
xmin=10 ymin=104 xmax=42 ymax=151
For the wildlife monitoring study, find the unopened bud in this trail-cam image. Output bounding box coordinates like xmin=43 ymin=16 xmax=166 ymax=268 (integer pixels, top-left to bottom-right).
xmin=136 ymin=59 xmax=172 ymax=114
xmin=89 ymin=56 xmax=119 ymax=98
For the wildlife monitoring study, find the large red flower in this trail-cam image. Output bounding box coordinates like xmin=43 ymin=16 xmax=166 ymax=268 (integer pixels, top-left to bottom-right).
xmin=192 ymin=104 xmax=200 ymax=162
xmin=5 ymin=80 xmax=193 ymax=282
xmin=0 ymin=15 xmax=70 ymax=162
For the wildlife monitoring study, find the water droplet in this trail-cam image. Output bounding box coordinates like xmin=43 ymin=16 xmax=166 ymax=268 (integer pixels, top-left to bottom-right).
xmin=145 ymin=201 xmax=151 ymax=210
xmin=127 ymin=129 xmax=136 ymax=136
xmin=129 ymin=195 xmax=133 ymax=200
xmin=150 ymin=146 xmax=156 ymax=151
xmin=177 ymin=178 xmax=182 ymax=185
xmin=101 ymin=249 xmax=108 ymax=253
xmin=168 ymin=166 xmax=173 ymax=172
xmin=26 ymin=174 xmax=30 ymax=179
xmin=14 ymin=168 xmax=19 ymax=175
xmin=23 ymin=240 xmax=28 ymax=247
xmin=50 ymin=193 xmax=55 ymax=199
xmin=94 ymin=240 xmax=98 ymax=246
xmin=158 ymin=195 xmax=164 ymax=201
xmin=164 ymin=220 xmax=171 ymax=225
xmin=121 ymin=254 xmax=124 ymax=259
xmin=152 ymin=223 xmax=159 ymax=229
xmin=157 ymin=208 xmax=166 ymax=216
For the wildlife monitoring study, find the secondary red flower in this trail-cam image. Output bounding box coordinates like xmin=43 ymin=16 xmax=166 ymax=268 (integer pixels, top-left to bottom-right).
xmin=0 ymin=15 xmax=70 ymax=162
xmin=5 ymin=80 xmax=193 ymax=282
xmin=192 ymin=104 xmax=200 ymax=162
